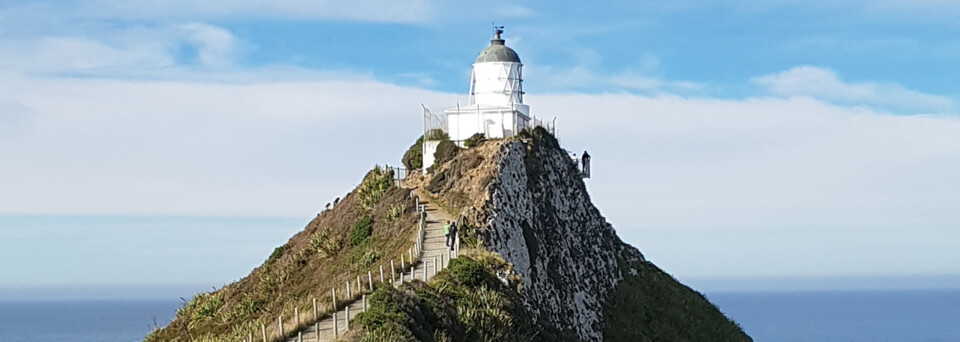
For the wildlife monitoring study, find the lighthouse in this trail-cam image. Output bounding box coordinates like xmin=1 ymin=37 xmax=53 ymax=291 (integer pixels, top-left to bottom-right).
xmin=422 ymin=27 xmax=531 ymax=171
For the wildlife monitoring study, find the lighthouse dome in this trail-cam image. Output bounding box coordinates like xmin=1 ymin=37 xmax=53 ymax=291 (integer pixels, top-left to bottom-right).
xmin=475 ymin=37 xmax=521 ymax=63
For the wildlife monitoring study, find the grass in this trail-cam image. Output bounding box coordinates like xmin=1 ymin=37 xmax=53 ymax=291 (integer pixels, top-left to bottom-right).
xmin=354 ymin=256 xmax=536 ymax=342
xmin=350 ymin=215 xmax=373 ymax=246
xmin=147 ymin=166 xmax=422 ymax=342
xmin=603 ymin=256 xmax=752 ymax=342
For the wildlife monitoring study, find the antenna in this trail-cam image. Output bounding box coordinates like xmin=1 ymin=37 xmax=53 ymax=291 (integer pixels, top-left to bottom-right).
xmin=492 ymin=22 xmax=504 ymax=39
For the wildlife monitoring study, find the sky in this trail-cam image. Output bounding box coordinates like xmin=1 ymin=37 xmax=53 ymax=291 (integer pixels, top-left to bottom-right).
xmin=2 ymin=0 xmax=960 ymax=298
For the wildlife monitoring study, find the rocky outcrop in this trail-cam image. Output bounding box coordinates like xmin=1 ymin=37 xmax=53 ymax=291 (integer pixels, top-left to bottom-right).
xmin=422 ymin=129 xmax=750 ymax=341
xmin=423 ymin=129 xmax=750 ymax=341
xmin=480 ymin=140 xmax=626 ymax=341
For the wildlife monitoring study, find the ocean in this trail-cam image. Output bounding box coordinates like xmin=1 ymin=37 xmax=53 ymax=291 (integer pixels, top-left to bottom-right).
xmin=1 ymin=289 xmax=959 ymax=341
xmin=709 ymin=288 xmax=960 ymax=342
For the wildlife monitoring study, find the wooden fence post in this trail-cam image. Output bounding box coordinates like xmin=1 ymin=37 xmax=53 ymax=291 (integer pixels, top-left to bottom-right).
xmin=390 ymin=260 xmax=395 ymax=283
xmin=333 ymin=312 xmax=338 ymax=338
xmin=278 ymin=315 xmax=284 ymax=339
xmin=298 ymin=331 xmax=302 ymax=342
xmin=368 ymin=271 xmax=374 ymax=291
xmin=313 ymin=298 xmax=317 ymax=322
xmin=331 ymin=288 xmax=337 ymax=310
xmin=363 ymin=294 xmax=367 ymax=311
xmin=434 ymin=256 xmax=438 ymax=276
xmin=346 ymin=281 xmax=351 ymax=299
xmin=357 ymin=276 xmax=361 ymax=295
xmin=261 ymin=323 xmax=266 ymax=342
xmin=345 ymin=305 xmax=350 ymax=331
xmin=314 ymin=322 xmax=319 ymax=342
xmin=380 ymin=265 xmax=385 ymax=283
xmin=401 ymin=254 xmax=405 ymax=270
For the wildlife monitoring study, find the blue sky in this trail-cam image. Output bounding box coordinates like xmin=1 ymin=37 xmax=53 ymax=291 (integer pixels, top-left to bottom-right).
xmin=2 ymin=0 xmax=960 ymax=298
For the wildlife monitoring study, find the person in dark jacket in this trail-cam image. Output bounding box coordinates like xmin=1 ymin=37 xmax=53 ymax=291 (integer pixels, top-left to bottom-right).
xmin=449 ymin=221 xmax=458 ymax=251
xmin=581 ymin=150 xmax=591 ymax=178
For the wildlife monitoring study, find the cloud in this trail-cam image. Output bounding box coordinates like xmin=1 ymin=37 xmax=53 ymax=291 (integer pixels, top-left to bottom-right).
xmin=0 ymin=22 xmax=241 ymax=73
xmin=527 ymin=92 xmax=960 ymax=278
xmin=3 ymin=66 xmax=960 ymax=281
xmin=80 ymin=0 xmax=434 ymax=23
xmin=527 ymin=50 xmax=703 ymax=94
xmin=751 ymin=65 xmax=952 ymax=113
xmin=0 ymin=70 xmax=456 ymax=217
xmin=178 ymin=23 xmax=238 ymax=67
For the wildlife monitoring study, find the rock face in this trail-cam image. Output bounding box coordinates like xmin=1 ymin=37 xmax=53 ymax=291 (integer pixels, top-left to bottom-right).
xmin=423 ymin=130 xmax=750 ymax=341
xmin=481 ymin=141 xmax=626 ymax=340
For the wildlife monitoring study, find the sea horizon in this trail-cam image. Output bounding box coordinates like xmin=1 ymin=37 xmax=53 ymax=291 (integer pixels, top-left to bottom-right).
xmin=2 ymin=287 xmax=959 ymax=342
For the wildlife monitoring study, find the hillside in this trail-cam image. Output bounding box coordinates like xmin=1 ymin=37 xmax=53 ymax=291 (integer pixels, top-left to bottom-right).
xmin=146 ymin=167 xmax=422 ymax=341
xmin=148 ymin=128 xmax=750 ymax=342
xmin=401 ymin=128 xmax=751 ymax=341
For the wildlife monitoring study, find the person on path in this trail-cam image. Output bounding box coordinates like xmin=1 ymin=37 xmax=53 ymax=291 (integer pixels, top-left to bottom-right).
xmin=449 ymin=222 xmax=458 ymax=251
xmin=444 ymin=221 xmax=452 ymax=247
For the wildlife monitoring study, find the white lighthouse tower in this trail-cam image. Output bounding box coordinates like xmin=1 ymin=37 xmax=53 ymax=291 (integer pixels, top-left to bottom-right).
xmin=422 ymin=27 xmax=530 ymax=171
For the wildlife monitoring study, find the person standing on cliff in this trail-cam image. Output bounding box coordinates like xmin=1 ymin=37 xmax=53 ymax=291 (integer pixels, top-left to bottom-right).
xmin=444 ymin=221 xmax=452 ymax=247
xmin=582 ymin=150 xmax=591 ymax=178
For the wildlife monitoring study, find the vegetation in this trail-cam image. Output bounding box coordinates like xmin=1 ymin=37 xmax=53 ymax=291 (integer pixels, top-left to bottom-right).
xmin=402 ymin=135 xmax=424 ymax=170
xmin=146 ymin=168 xmax=419 ymax=342
xmin=463 ymin=133 xmax=486 ymax=148
xmin=387 ymin=204 xmax=406 ymax=221
xmin=350 ymin=215 xmax=373 ymax=246
xmin=311 ymin=228 xmax=342 ymax=258
xmin=603 ymin=257 xmax=751 ymax=342
xmin=358 ymin=166 xmax=394 ymax=210
xmin=354 ymin=256 xmax=538 ymax=342
xmin=517 ymin=126 xmax=559 ymax=149
xmin=431 ymin=139 xmax=461 ymax=172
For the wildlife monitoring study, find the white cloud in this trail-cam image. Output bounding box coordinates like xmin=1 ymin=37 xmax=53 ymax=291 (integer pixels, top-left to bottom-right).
xmin=527 ymin=92 xmax=960 ymax=278
xmin=752 ymin=65 xmax=952 ymax=113
xmin=527 ymin=50 xmax=703 ymax=94
xmin=178 ymin=23 xmax=238 ymax=67
xmin=82 ymin=0 xmax=434 ymax=23
xmin=0 ymin=22 xmax=240 ymax=73
xmin=3 ymin=67 xmax=960 ymax=281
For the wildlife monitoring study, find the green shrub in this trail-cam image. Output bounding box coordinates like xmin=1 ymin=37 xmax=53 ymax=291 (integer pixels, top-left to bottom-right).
xmin=350 ymin=215 xmax=373 ymax=246
xmin=311 ymin=228 xmax=342 ymax=258
xmin=402 ymin=135 xmax=424 ymax=170
xmin=431 ymin=139 xmax=460 ymax=171
xmin=518 ymin=126 xmax=559 ymax=149
xmin=265 ymin=245 xmax=287 ymax=266
xmin=387 ymin=204 xmax=406 ymax=221
xmin=447 ymin=257 xmax=486 ymax=287
xmin=358 ymin=166 xmax=394 ymax=210
xmin=464 ymin=133 xmax=486 ymax=148
xmin=189 ymin=292 xmax=224 ymax=322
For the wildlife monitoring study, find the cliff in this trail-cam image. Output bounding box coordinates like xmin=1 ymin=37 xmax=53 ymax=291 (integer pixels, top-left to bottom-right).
xmin=420 ymin=128 xmax=750 ymax=341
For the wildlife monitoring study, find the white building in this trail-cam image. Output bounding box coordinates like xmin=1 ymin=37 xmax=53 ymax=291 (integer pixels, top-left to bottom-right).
xmin=423 ymin=28 xmax=530 ymax=171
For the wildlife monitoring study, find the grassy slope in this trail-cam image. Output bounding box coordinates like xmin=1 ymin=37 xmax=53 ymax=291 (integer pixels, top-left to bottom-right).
xmin=604 ymin=247 xmax=751 ymax=342
xmin=352 ymin=251 xmax=539 ymax=342
xmin=147 ymin=168 xmax=420 ymax=342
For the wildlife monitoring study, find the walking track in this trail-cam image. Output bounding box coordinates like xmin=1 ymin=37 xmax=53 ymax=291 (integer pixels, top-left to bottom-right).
xmin=284 ymin=190 xmax=456 ymax=341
